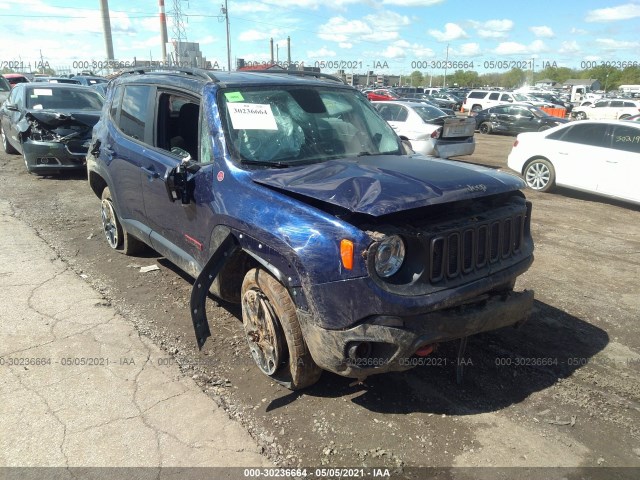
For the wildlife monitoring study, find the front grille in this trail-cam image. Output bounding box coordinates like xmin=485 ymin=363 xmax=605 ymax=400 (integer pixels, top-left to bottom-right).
xmin=428 ymin=213 xmax=525 ymax=283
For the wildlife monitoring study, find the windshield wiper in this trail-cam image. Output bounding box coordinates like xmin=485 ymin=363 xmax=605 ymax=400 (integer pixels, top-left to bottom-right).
xmin=241 ymin=159 xmax=291 ymax=168
xmin=356 ymin=151 xmax=373 ymax=157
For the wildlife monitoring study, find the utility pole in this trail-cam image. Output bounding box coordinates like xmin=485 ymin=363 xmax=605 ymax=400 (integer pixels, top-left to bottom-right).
xmin=443 ymin=44 xmax=449 ymax=88
xmin=99 ymin=0 xmax=115 ymax=61
xmin=221 ymin=1 xmax=231 ymax=71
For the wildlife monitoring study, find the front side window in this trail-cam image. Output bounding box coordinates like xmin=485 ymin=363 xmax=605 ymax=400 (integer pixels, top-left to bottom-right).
xmin=220 ymin=86 xmax=401 ymax=165
xmin=552 ymin=123 xmax=608 ymax=147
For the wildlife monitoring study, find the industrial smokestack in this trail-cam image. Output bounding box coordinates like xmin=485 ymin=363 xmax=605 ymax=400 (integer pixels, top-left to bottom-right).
xmin=287 ymin=36 xmax=291 ymax=64
xmin=100 ymin=0 xmax=115 ymax=61
xmin=159 ymin=0 xmax=168 ymax=61
xmin=270 ymin=38 xmax=274 ymax=64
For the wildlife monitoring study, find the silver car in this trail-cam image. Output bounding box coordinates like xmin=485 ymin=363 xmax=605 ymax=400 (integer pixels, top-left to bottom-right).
xmin=373 ymin=101 xmax=475 ymax=158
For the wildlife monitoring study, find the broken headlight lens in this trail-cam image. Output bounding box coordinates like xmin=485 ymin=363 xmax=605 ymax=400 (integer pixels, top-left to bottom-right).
xmin=374 ymin=235 xmax=405 ymax=278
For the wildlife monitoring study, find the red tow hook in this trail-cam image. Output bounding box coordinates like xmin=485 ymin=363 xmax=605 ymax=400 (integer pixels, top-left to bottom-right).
xmin=414 ymin=344 xmax=434 ymax=357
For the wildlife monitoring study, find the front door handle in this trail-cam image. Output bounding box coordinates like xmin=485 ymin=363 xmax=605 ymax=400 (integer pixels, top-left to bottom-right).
xmin=141 ymin=166 xmax=159 ymax=179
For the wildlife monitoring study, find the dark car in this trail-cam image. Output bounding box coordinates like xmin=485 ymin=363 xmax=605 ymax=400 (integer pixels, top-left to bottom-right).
xmin=73 ymin=75 xmax=109 ymax=86
xmin=0 ymin=83 xmax=103 ymax=174
xmin=33 ymin=77 xmax=82 ymax=84
xmin=430 ymin=91 xmax=463 ymax=111
xmin=474 ymin=104 xmax=568 ymax=135
xmin=87 ymin=67 xmax=534 ymax=390
xmin=402 ymin=92 xmax=458 ymax=112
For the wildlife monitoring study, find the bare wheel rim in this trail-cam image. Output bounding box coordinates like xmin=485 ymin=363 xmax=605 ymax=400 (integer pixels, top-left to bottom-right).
xmin=242 ymin=289 xmax=284 ymax=376
xmin=525 ymin=162 xmax=550 ymax=190
xmin=101 ymin=198 xmax=119 ymax=248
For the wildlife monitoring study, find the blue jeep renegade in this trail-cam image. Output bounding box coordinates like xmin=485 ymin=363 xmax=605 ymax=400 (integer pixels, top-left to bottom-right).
xmin=87 ymin=68 xmax=534 ymax=389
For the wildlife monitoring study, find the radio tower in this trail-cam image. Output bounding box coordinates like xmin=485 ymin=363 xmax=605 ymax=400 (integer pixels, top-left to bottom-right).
xmin=170 ymin=0 xmax=189 ymax=65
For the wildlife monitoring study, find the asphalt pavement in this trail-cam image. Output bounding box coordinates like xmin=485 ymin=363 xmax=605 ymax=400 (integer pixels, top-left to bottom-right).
xmin=0 ymin=198 xmax=270 ymax=475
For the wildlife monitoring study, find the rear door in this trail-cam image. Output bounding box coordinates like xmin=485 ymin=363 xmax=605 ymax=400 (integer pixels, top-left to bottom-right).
xmin=105 ymin=84 xmax=150 ymax=237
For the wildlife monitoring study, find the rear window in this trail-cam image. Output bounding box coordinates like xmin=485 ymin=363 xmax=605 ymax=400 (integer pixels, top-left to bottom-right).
xmin=468 ymin=91 xmax=487 ymax=99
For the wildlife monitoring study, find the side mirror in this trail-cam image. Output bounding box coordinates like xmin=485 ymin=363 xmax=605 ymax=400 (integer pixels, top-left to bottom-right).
xmin=166 ymin=158 xmax=201 ymax=205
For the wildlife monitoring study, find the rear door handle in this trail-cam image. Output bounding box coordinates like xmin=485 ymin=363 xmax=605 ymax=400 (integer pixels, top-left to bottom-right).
xmin=141 ymin=166 xmax=160 ymax=179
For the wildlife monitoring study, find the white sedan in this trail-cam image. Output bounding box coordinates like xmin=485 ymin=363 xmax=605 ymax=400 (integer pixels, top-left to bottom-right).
xmin=507 ymin=120 xmax=640 ymax=204
xmin=373 ymin=101 xmax=475 ymax=158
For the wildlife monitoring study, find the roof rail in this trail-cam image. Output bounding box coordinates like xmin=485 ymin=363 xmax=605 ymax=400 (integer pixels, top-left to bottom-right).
xmin=118 ymin=66 xmax=220 ymax=82
xmin=240 ymin=69 xmax=345 ymax=84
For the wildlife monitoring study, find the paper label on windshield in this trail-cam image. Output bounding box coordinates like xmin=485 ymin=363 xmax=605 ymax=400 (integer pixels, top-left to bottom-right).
xmin=228 ymin=103 xmax=277 ymax=130
xmin=33 ymin=89 xmax=53 ymax=96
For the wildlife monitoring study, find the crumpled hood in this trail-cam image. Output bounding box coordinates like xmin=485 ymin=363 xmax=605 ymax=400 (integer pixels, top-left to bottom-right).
xmin=24 ymin=110 xmax=101 ymax=129
xmin=249 ymin=155 xmax=526 ymax=217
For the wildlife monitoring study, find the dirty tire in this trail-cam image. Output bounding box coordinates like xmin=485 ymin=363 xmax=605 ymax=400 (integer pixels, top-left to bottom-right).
xmin=100 ymin=187 xmax=146 ymax=255
xmin=478 ymin=122 xmax=492 ymax=134
xmin=241 ymin=268 xmax=322 ymax=390
xmin=1 ymin=127 xmax=18 ymax=154
xmin=523 ymin=157 xmax=556 ymax=193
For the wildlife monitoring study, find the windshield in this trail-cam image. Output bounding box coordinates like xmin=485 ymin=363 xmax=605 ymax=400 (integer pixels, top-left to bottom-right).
xmin=220 ymin=85 xmax=401 ymax=166
xmin=26 ymin=87 xmax=104 ymax=110
xmin=0 ymin=77 xmax=9 ymax=92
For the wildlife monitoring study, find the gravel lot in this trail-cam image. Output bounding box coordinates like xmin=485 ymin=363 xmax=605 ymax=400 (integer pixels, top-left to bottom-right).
xmin=1 ymin=133 xmax=639 ymax=475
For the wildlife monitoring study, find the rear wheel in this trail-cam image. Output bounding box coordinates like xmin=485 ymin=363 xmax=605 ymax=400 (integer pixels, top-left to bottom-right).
xmin=575 ymin=111 xmax=587 ymax=120
xmin=478 ymin=122 xmax=492 ymax=134
xmin=523 ymin=158 xmax=555 ymax=192
xmin=471 ymin=104 xmax=482 ymax=113
xmin=241 ymin=268 xmax=322 ymax=390
xmin=619 ymin=114 xmax=631 ymax=120
xmin=100 ymin=187 xmax=145 ymax=255
xmin=1 ymin=126 xmax=18 ymax=154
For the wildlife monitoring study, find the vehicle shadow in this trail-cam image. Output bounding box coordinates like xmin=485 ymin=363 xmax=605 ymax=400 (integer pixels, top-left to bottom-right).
xmin=32 ymin=170 xmax=88 ymax=181
xmin=551 ymin=187 xmax=640 ymax=212
xmin=279 ymin=299 xmax=609 ymax=415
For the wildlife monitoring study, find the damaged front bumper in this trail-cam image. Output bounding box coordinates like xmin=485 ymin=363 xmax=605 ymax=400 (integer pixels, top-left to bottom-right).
xmin=299 ymin=288 xmax=534 ymax=378
xmin=22 ymin=139 xmax=89 ymax=172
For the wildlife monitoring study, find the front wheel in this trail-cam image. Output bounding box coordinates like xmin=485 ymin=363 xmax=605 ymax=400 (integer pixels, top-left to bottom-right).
xmin=619 ymin=114 xmax=631 ymax=120
xmin=478 ymin=122 xmax=492 ymax=134
xmin=241 ymin=268 xmax=322 ymax=390
xmin=574 ymin=111 xmax=587 ymax=120
xmin=523 ymin=158 xmax=556 ymax=192
xmin=1 ymin=126 xmax=18 ymax=154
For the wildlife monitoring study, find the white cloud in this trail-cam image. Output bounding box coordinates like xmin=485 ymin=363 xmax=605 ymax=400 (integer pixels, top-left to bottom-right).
xmin=455 ymin=43 xmax=481 ymax=57
xmin=428 ymin=23 xmax=467 ymax=42
xmin=471 ymin=19 xmax=514 ymax=39
xmin=317 ymin=16 xmax=372 ymax=43
xmin=596 ymin=38 xmax=640 ymax=50
xmin=494 ymin=40 xmax=548 ymax=55
xmin=570 ymin=27 xmax=588 ymax=34
xmin=339 ymin=42 xmax=353 ymax=49
xmin=380 ymin=46 xmax=406 ymax=59
xmin=411 ymin=45 xmax=435 ymax=57
xmin=530 ymin=26 xmax=554 ymax=38
xmin=362 ymin=31 xmax=399 ymax=42
xmin=196 ymin=35 xmax=217 ymax=45
xmin=230 ymin=2 xmax=271 ymax=13
xmin=307 ymin=47 xmax=337 ymax=58
xmin=558 ymin=41 xmax=581 ymax=54
xmin=585 ymin=3 xmax=640 ymax=22
xmin=238 ymin=29 xmax=287 ymax=42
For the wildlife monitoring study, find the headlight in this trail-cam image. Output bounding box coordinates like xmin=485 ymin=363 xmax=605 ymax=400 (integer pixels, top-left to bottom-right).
xmin=374 ymin=235 xmax=405 ymax=278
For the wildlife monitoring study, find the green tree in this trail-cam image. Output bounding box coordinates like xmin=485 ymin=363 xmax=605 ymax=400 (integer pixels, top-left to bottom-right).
xmin=409 ymin=70 xmax=423 ymax=86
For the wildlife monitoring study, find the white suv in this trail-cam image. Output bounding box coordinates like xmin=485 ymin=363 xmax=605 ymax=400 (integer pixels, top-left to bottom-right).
xmin=462 ymin=90 xmax=537 ymax=113
xmin=572 ymin=99 xmax=640 ymax=120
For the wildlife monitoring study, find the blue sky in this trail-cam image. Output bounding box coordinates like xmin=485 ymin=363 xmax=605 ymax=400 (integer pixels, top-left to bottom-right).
xmin=0 ymin=0 xmax=639 ymax=74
